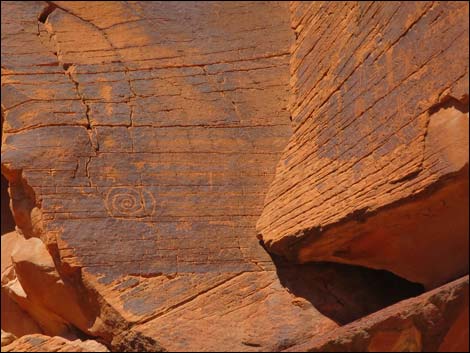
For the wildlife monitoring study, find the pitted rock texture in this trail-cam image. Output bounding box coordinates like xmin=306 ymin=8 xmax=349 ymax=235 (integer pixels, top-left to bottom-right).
xmin=257 ymin=1 xmax=469 ymax=289
xmin=284 ymin=275 xmax=469 ymax=352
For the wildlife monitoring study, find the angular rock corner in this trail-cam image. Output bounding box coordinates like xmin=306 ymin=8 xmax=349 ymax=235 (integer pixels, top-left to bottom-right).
xmin=1 ymin=1 xmax=468 ymax=352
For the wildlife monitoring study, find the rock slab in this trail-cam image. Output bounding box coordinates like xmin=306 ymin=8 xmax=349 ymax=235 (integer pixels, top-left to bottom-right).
xmin=257 ymin=1 xmax=469 ymax=289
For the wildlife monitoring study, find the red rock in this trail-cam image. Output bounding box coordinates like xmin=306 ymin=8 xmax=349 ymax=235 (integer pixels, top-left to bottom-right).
xmin=1 ymin=232 xmax=42 ymax=338
xmin=257 ymin=1 xmax=469 ymax=289
xmin=438 ymin=299 xmax=469 ymax=352
xmin=1 ymin=1 xmax=469 ymax=352
xmin=1 ymin=231 xmax=94 ymax=338
xmin=1 ymin=330 xmax=17 ymax=347
xmin=9 ymin=236 xmax=93 ymax=336
xmin=1 ymin=334 xmax=109 ymax=352
xmin=285 ymin=275 xmax=469 ymax=352
xmin=1 ymin=1 xmax=337 ymax=350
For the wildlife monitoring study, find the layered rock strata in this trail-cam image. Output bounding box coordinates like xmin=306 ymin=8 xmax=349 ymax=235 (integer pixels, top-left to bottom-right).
xmin=258 ymin=1 xmax=469 ymax=289
xmin=1 ymin=1 xmax=469 ymax=352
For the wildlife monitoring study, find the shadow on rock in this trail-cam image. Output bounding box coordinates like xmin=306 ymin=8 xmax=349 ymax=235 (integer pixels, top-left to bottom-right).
xmin=266 ymin=248 xmax=424 ymax=325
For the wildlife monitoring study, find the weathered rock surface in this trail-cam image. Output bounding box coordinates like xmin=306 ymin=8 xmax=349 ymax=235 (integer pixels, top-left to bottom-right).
xmin=1 ymin=334 xmax=109 ymax=352
xmin=1 ymin=232 xmax=43 ymax=339
xmin=257 ymin=1 xmax=469 ymax=289
xmin=284 ymin=275 xmax=469 ymax=352
xmin=1 ymin=1 xmax=331 ymax=351
xmin=1 ymin=231 xmax=92 ymax=338
xmin=1 ymin=1 xmax=469 ymax=352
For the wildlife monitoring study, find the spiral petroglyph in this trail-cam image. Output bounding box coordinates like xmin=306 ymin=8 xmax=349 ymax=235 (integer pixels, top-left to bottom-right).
xmin=105 ymin=187 xmax=156 ymax=217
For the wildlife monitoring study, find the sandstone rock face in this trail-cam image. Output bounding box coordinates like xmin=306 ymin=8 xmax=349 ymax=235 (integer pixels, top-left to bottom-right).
xmin=285 ymin=276 xmax=469 ymax=352
xmin=1 ymin=1 xmax=469 ymax=352
xmin=257 ymin=1 xmax=469 ymax=289
xmin=1 ymin=1 xmax=333 ymax=351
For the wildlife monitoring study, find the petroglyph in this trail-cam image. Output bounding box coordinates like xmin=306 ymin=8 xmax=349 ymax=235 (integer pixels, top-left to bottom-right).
xmin=105 ymin=187 xmax=156 ymax=218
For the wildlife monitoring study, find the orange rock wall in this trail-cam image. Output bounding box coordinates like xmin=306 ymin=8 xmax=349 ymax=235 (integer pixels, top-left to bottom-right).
xmin=258 ymin=1 xmax=469 ymax=289
xmin=1 ymin=1 xmax=469 ymax=352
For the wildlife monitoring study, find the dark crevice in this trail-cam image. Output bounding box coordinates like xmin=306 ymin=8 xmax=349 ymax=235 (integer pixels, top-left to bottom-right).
xmin=1 ymin=174 xmax=15 ymax=235
xmin=265 ymin=247 xmax=424 ymax=326
xmin=1 ymin=168 xmax=42 ymax=239
xmin=38 ymin=3 xmax=57 ymax=23
xmin=111 ymin=331 xmax=166 ymax=352
xmin=429 ymin=95 xmax=469 ymax=115
xmin=389 ymin=169 xmax=422 ymax=184
xmin=1 ymin=109 xmax=15 ymax=236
